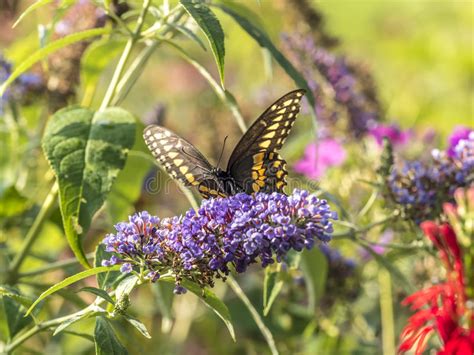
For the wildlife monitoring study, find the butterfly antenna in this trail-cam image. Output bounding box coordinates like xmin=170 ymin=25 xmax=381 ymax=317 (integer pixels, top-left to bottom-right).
xmin=217 ymin=136 xmax=228 ymax=168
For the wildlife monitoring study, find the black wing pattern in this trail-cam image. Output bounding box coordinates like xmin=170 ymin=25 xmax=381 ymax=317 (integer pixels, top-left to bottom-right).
xmin=143 ymin=125 xmax=214 ymax=188
xmin=227 ymin=89 xmax=305 ymax=194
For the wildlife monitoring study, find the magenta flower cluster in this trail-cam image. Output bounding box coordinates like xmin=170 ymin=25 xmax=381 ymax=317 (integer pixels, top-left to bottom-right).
xmin=102 ymin=190 xmax=337 ymax=293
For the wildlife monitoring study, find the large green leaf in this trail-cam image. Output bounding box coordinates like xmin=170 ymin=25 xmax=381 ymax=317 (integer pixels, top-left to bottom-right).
xmin=216 ymin=3 xmax=316 ymax=111
xmin=0 ymin=28 xmax=109 ymax=97
xmin=160 ymin=277 xmax=235 ymax=341
xmin=94 ymin=317 xmax=128 ymax=355
xmin=107 ymin=123 xmax=152 ymax=222
xmin=300 ymin=247 xmax=328 ymax=311
xmin=42 ymin=106 xmax=136 ymax=267
xmin=181 ymin=0 xmax=226 ymax=87
xmin=26 ymin=265 xmax=121 ymax=316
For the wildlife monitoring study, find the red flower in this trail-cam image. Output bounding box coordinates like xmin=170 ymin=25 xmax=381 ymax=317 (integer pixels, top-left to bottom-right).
xmin=399 ymin=222 xmax=474 ymax=354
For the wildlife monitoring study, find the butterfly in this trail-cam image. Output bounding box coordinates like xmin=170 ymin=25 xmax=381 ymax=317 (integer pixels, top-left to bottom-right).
xmin=143 ymin=89 xmax=305 ymax=199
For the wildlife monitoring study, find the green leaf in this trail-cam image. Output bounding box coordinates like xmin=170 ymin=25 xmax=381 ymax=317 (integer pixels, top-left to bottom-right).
xmin=54 ymin=308 xmax=106 ymax=336
xmin=42 ymin=106 xmax=136 ymax=267
xmin=300 ymin=247 xmax=328 ymax=311
xmin=95 ymin=244 xmax=123 ymax=289
xmin=0 ymin=289 xmax=34 ymax=340
xmin=122 ymin=314 xmax=151 ymax=339
xmin=107 ymin=124 xmax=152 ymax=222
xmin=171 ymin=23 xmax=208 ymax=51
xmin=181 ymin=0 xmax=225 ymax=87
xmin=0 ymin=28 xmax=109 ymax=97
xmin=263 ymin=268 xmax=284 ymax=316
xmin=160 ymin=277 xmax=235 ymax=341
xmin=13 ymin=0 xmax=54 ymax=28
xmin=25 ymin=265 xmax=121 ymax=316
xmin=217 ymin=3 xmax=316 ymax=110
xmin=94 ymin=317 xmax=128 ymax=355
xmin=115 ymin=275 xmax=139 ymax=301
xmin=78 ymin=287 xmax=115 ymax=305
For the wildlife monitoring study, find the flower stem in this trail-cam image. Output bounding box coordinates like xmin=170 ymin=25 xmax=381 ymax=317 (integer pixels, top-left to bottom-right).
xmin=4 ymin=312 xmax=81 ymax=353
xmin=17 ymin=253 xmax=95 ymax=279
xmin=99 ymin=0 xmax=152 ymax=110
xmin=227 ymin=276 xmax=279 ymax=355
xmin=378 ymin=268 xmax=395 ymax=355
xmin=6 ymin=182 xmax=58 ymax=284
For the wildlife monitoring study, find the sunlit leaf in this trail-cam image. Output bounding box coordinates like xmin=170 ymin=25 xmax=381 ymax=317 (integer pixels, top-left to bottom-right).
xmin=181 ymin=0 xmax=225 ymax=87
xmin=25 ymin=266 xmax=121 ymax=316
xmin=0 ymin=28 xmax=109 ymax=96
xmin=42 ymin=106 xmax=136 ymax=267
xmin=122 ymin=314 xmax=151 ymax=339
xmin=216 ymin=3 xmax=316 ymax=111
xmin=94 ymin=317 xmax=128 ymax=355
xmin=13 ymin=0 xmax=54 ymax=28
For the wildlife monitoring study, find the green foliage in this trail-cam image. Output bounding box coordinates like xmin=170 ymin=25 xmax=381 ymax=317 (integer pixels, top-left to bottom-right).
xmin=26 ymin=266 xmax=121 ymax=316
xmin=94 ymin=317 xmax=128 ymax=355
xmin=181 ymin=0 xmax=226 ymax=87
xmin=42 ymin=107 xmax=136 ymax=267
xmin=216 ymin=3 xmax=316 ymax=113
xmin=0 ymin=28 xmax=109 ymax=97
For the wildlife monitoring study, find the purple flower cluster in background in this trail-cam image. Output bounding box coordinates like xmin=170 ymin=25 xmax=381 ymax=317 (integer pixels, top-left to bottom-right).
xmin=1 ymin=55 xmax=43 ymax=113
xmin=386 ymin=132 xmax=473 ymax=223
xmin=281 ymin=33 xmax=381 ymax=137
xmin=102 ymin=190 xmax=337 ymax=293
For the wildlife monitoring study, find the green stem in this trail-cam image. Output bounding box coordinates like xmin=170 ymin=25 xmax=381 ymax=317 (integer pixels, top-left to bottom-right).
xmin=332 ymin=214 xmax=399 ymax=240
xmin=227 ymin=276 xmax=279 ymax=355
xmin=6 ymin=183 xmax=58 ymax=284
xmin=378 ymin=268 xmax=395 ymax=355
xmin=4 ymin=312 xmax=81 ymax=354
xmin=17 ymin=253 xmax=95 ymax=279
xmin=99 ymin=0 xmax=152 ymax=110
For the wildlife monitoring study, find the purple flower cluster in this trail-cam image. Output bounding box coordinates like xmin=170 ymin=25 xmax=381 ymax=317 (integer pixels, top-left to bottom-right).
xmin=0 ymin=55 xmax=43 ymax=113
xmin=386 ymin=133 xmax=473 ymax=223
xmin=102 ymin=190 xmax=337 ymax=293
xmin=281 ymin=33 xmax=381 ymax=137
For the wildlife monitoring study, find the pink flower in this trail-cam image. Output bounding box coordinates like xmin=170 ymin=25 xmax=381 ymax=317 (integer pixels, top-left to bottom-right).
xmin=294 ymin=138 xmax=346 ymax=179
xmin=369 ymin=123 xmax=411 ymax=147
xmin=447 ymin=126 xmax=473 ymax=158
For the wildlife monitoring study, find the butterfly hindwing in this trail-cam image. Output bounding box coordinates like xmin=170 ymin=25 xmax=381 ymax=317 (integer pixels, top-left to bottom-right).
xmin=143 ymin=125 xmax=213 ymax=187
xmin=227 ymin=89 xmax=305 ymax=193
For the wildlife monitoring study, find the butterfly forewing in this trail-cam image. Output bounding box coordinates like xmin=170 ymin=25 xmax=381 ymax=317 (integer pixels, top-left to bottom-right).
xmin=143 ymin=126 xmax=214 ymax=187
xmin=227 ymin=89 xmax=305 ymax=193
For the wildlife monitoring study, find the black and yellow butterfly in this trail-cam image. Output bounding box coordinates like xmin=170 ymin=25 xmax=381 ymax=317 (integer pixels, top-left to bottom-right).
xmin=143 ymin=89 xmax=305 ymax=199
